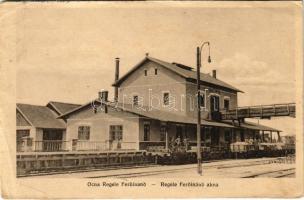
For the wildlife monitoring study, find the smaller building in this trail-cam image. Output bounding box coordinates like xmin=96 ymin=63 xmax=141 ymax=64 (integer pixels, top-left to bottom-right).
xmin=16 ymin=101 xmax=80 ymax=152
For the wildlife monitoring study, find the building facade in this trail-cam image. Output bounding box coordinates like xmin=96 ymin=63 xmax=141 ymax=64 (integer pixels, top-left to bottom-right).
xmin=16 ymin=102 xmax=80 ymax=152
xmin=59 ymin=56 xmax=280 ymax=153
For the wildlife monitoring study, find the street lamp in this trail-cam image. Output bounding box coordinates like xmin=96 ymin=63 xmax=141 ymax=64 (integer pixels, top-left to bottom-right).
xmin=196 ymin=42 xmax=211 ymax=175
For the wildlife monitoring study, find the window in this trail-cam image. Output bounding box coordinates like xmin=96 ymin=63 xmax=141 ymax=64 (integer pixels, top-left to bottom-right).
xmin=160 ymin=126 xmax=166 ymax=141
xmin=224 ymin=99 xmax=230 ymax=110
xmin=163 ymin=92 xmax=169 ymax=106
xmin=133 ymin=95 xmax=139 ymax=106
xmin=199 ymin=93 xmax=205 ymax=107
xmin=16 ymin=130 xmax=30 ymax=140
xmin=78 ymin=126 xmax=90 ymax=140
xmin=144 ymin=69 xmax=147 ymax=76
xmin=144 ymin=123 xmax=150 ymax=141
xmin=155 ymin=68 xmax=158 ymax=75
xmin=109 ymin=125 xmax=123 ymax=141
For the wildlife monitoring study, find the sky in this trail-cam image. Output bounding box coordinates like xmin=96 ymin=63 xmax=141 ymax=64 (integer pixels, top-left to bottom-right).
xmin=15 ymin=2 xmax=300 ymax=135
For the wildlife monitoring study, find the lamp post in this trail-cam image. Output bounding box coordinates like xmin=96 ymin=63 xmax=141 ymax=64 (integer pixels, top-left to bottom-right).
xmin=197 ymin=42 xmax=211 ymax=175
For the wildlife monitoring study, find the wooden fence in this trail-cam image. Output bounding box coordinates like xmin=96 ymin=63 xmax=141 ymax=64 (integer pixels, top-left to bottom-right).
xmin=17 ymin=150 xmax=155 ymax=177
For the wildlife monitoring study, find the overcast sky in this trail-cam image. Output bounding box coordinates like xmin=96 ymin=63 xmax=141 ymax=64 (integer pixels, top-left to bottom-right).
xmin=15 ymin=2 xmax=300 ymax=135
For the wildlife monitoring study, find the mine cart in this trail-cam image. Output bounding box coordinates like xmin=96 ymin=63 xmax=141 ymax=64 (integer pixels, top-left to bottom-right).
xmin=230 ymin=142 xmax=256 ymax=158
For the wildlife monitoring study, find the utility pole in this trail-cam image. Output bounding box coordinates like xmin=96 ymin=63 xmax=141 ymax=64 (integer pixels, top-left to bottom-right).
xmin=196 ymin=46 xmax=202 ymax=175
xmin=196 ymin=42 xmax=211 ymax=175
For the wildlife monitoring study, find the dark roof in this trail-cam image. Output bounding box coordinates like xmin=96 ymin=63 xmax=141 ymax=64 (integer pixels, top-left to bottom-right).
xmin=223 ymin=120 xmax=281 ymax=132
xmin=47 ymin=101 xmax=81 ymax=115
xmin=58 ymin=99 xmax=99 ymax=119
xmin=17 ymin=103 xmax=66 ymax=129
xmin=112 ymin=56 xmax=243 ymax=93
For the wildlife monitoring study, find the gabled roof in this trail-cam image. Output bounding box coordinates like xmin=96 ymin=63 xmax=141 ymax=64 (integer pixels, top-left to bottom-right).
xmin=17 ymin=103 xmax=66 ymax=129
xmin=47 ymin=101 xmax=81 ymax=115
xmin=58 ymin=99 xmax=100 ymax=119
xmin=112 ymin=56 xmax=243 ymax=93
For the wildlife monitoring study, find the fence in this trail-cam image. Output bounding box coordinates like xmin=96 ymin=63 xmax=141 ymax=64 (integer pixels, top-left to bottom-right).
xmin=16 ymin=150 xmax=155 ymax=177
xmin=35 ymin=140 xmax=69 ymax=152
xmin=17 ymin=140 xmax=137 ymax=152
xmin=76 ymin=141 xmax=107 ymax=151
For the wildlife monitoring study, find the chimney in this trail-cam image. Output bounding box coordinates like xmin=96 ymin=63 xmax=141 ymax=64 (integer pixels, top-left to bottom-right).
xmin=212 ymin=70 xmax=217 ymax=79
xmin=114 ymin=58 xmax=120 ymax=102
xmin=102 ymin=90 xmax=109 ymax=102
xmin=99 ymin=90 xmax=108 ymax=113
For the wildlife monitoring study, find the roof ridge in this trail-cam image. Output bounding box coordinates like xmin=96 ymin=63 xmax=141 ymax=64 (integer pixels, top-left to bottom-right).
xmin=48 ymin=101 xmax=81 ymax=106
xmin=17 ymin=103 xmax=46 ymax=107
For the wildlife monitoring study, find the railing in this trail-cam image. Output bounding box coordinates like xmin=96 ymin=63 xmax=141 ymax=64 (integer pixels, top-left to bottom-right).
xmin=17 ymin=140 xmax=138 ymax=152
xmin=76 ymin=140 xmax=137 ymax=151
xmin=221 ymin=103 xmax=296 ymax=120
xmin=76 ymin=140 xmax=107 ymax=151
xmin=35 ymin=140 xmax=68 ymax=152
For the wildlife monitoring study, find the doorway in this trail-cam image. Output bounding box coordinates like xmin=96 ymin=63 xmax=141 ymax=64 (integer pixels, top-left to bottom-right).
xmin=176 ymin=125 xmax=183 ymax=140
xmin=210 ymin=95 xmax=220 ymax=112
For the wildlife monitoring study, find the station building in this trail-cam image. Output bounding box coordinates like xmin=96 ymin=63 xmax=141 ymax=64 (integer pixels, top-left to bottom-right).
xmin=58 ymin=56 xmax=281 ymax=152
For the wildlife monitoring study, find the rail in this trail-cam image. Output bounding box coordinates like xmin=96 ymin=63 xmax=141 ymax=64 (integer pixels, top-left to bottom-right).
xmin=76 ymin=140 xmax=107 ymax=151
xmin=35 ymin=140 xmax=69 ymax=152
xmin=221 ymin=103 xmax=296 ymax=120
xmin=17 ymin=140 xmax=138 ymax=152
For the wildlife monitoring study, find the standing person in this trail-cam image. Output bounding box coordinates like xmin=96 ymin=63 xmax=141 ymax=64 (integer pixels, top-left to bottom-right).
xmin=183 ymin=137 xmax=189 ymax=151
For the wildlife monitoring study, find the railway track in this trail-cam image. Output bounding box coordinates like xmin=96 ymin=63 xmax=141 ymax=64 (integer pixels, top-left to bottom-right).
xmin=20 ymin=157 xmax=294 ymax=178
xmin=87 ymin=157 xmax=294 ymax=179
xmin=241 ymin=168 xmax=295 ymax=178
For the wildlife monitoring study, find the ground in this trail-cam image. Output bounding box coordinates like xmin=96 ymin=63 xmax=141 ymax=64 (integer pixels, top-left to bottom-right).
xmin=22 ymin=157 xmax=295 ymax=178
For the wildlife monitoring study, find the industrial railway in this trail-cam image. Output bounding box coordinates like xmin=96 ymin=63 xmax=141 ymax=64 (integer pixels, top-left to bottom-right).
xmin=85 ymin=157 xmax=295 ymax=179
xmin=20 ymin=157 xmax=295 ymax=178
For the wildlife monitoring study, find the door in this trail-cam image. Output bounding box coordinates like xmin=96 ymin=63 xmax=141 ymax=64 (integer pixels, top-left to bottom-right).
xmin=144 ymin=124 xmax=150 ymax=141
xmin=210 ymin=95 xmax=220 ymax=112
xmin=42 ymin=129 xmax=63 ymax=151
xmin=210 ymin=127 xmax=220 ymax=146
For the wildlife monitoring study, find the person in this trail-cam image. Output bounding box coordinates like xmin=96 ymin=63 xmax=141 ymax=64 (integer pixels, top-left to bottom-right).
xmin=169 ymin=137 xmax=175 ymax=152
xmin=183 ymin=138 xmax=189 ymax=151
xmin=175 ymin=136 xmax=181 ymax=146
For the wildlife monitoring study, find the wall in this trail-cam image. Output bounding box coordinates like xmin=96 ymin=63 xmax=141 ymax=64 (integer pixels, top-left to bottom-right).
xmin=185 ymin=82 xmax=238 ymax=119
xmin=66 ymin=105 xmax=140 ymax=150
xmin=118 ymin=60 xmax=187 ymax=116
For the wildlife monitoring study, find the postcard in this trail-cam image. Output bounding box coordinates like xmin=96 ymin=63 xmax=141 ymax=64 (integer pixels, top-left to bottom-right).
xmin=0 ymin=1 xmax=303 ymax=198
